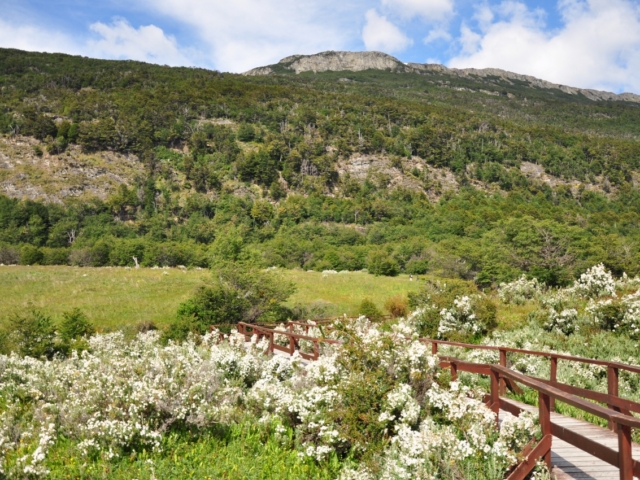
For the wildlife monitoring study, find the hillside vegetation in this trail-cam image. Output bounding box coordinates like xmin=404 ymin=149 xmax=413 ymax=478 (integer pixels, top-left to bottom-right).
xmin=1 ymin=48 xmax=640 ymax=288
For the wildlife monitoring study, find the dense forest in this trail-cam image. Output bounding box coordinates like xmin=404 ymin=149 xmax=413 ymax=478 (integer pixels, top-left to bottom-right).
xmin=1 ymin=48 xmax=640 ymax=286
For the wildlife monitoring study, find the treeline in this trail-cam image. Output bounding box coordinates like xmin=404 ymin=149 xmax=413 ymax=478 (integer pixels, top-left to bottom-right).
xmin=2 ymin=178 xmax=640 ymax=285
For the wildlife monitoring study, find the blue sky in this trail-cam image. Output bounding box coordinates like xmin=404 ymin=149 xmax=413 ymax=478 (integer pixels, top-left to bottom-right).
xmin=1 ymin=0 xmax=640 ymax=94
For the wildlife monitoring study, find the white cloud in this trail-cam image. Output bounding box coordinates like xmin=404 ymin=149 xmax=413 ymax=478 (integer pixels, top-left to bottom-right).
xmin=362 ymin=9 xmax=413 ymax=53
xmin=87 ymin=19 xmax=192 ymax=66
xmin=448 ymin=0 xmax=640 ymax=94
xmin=423 ymin=27 xmax=452 ymax=44
xmin=137 ymin=0 xmax=357 ymax=73
xmin=0 ymin=18 xmax=80 ymax=55
xmin=381 ymin=0 xmax=454 ymax=21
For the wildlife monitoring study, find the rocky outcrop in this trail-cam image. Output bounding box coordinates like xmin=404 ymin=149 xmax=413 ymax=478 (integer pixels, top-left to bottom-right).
xmin=244 ymin=51 xmax=409 ymax=75
xmin=244 ymin=51 xmax=640 ymax=103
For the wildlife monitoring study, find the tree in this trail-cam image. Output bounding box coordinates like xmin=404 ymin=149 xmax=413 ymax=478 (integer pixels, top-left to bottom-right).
xmin=167 ymin=264 xmax=296 ymax=339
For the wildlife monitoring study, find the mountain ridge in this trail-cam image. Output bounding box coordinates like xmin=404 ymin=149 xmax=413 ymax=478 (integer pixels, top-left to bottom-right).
xmin=243 ymin=50 xmax=640 ymax=103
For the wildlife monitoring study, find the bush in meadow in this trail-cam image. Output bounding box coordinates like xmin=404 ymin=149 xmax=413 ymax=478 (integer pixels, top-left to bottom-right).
xmin=571 ymin=263 xmax=616 ymax=298
xmin=498 ymin=275 xmax=543 ymax=305
xmin=167 ymin=263 xmax=296 ymax=339
xmin=59 ymin=308 xmax=95 ymax=342
xmin=19 ymin=244 xmax=43 ymax=265
xmin=359 ymin=299 xmax=384 ymax=322
xmin=384 ymin=295 xmax=409 ymax=318
xmin=543 ymin=308 xmax=579 ymax=336
xmin=5 ymin=308 xmax=56 ymax=358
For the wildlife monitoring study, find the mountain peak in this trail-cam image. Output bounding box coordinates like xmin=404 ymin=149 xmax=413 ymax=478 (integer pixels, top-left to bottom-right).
xmin=243 ymin=51 xmax=640 ymax=103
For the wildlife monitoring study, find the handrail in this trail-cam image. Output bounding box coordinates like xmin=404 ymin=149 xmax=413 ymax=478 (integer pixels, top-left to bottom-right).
xmin=492 ymin=365 xmax=640 ymax=430
xmin=422 ymin=336 xmax=640 ymax=428
xmin=422 ymin=338 xmax=640 ymax=375
xmin=236 ymin=322 xmax=341 ymax=361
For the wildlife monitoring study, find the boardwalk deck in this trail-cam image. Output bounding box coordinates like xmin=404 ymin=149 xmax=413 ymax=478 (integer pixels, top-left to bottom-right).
xmin=500 ymin=399 xmax=640 ymax=480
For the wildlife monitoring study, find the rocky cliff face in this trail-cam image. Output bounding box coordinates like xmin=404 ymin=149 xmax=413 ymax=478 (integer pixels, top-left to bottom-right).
xmin=244 ymin=51 xmax=640 ymax=103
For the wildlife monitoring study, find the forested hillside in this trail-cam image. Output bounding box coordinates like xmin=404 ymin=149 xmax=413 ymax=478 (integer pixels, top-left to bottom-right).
xmin=1 ymin=48 xmax=640 ymax=285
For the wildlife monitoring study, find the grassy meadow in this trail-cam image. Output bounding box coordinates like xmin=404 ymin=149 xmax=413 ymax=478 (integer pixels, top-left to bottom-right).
xmin=0 ymin=266 xmax=423 ymax=329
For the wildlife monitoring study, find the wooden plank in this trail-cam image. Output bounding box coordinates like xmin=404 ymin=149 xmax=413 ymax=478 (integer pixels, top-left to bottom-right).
xmin=500 ymin=405 xmax=640 ymax=480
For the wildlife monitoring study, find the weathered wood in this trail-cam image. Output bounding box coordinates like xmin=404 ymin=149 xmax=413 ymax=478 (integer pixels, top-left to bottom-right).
xmin=507 ymin=435 xmax=552 ymax=480
xmin=531 ymin=376 xmax=640 ymax=416
xmin=492 ymin=365 xmax=640 ymax=429
xmin=501 ymin=399 xmax=640 ymax=480
xmin=420 ymin=338 xmax=640 ymax=375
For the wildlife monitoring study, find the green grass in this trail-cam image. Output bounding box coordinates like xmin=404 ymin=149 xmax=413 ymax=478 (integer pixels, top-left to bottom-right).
xmin=284 ymin=270 xmax=421 ymax=317
xmin=40 ymin=424 xmax=340 ymax=479
xmin=0 ymin=266 xmax=422 ymax=329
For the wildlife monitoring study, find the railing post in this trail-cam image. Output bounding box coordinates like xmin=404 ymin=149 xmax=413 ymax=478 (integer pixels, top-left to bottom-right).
xmin=618 ymin=423 xmax=633 ymax=480
xmin=538 ymin=391 xmax=552 ymax=470
xmin=313 ymin=340 xmax=319 ymax=360
xmin=289 ymin=334 xmax=295 ymax=355
xmin=490 ymin=367 xmax=500 ymax=427
xmin=431 ymin=341 xmax=438 ymax=355
xmin=499 ymin=349 xmax=507 ymax=396
xmin=608 ymin=366 xmax=620 ymax=431
xmin=269 ymin=332 xmax=274 ymax=355
xmin=550 ymin=356 xmax=558 ymax=412
xmin=451 ymin=361 xmax=458 ymax=382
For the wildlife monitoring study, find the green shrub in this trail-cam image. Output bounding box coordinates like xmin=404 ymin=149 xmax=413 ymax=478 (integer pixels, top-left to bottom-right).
xmin=59 ymin=308 xmax=95 ymax=342
xmin=175 ymin=284 xmax=247 ymax=332
xmin=7 ymin=309 xmax=56 ymax=358
xmin=237 ymin=123 xmax=256 ymax=142
xmin=359 ymin=298 xmax=383 ymax=322
xmin=167 ymin=264 xmax=296 ymax=340
xmin=367 ymin=251 xmax=399 ymax=276
xmin=474 ymin=296 xmax=498 ymax=333
xmin=41 ymin=247 xmax=69 ymax=265
xmin=91 ymin=240 xmax=112 ymax=266
xmin=109 ymin=239 xmax=146 ymax=266
xmin=0 ymin=245 xmax=20 ymax=264
xmin=405 ymin=258 xmax=429 ymax=274
xmin=384 ymin=295 xmax=409 ymax=318
xmin=20 ymin=245 xmax=43 ymax=265
xmin=260 ymin=305 xmax=295 ymax=324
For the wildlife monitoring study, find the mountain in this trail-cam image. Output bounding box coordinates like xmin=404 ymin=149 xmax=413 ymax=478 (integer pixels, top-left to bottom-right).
xmin=244 ymin=50 xmax=640 ymax=103
xmin=1 ymin=47 xmax=640 ymax=283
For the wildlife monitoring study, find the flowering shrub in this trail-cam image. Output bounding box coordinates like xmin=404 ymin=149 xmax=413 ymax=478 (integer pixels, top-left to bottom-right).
xmin=616 ymin=273 xmax=640 ymax=292
xmin=498 ymin=275 xmax=543 ymax=305
xmin=587 ymin=291 xmax=640 ymax=339
xmin=571 ymin=264 xmax=616 ymax=298
xmin=0 ymin=315 xmax=541 ymax=477
xmin=438 ymin=296 xmax=481 ymax=338
xmin=544 ymin=308 xmax=579 ymax=335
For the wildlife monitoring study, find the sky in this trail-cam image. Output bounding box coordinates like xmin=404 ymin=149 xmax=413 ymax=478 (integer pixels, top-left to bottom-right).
xmin=1 ymin=0 xmax=640 ymax=94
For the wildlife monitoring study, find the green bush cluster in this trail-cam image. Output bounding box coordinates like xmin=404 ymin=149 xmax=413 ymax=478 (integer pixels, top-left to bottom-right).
xmin=0 ymin=307 xmax=95 ymax=358
xmin=165 ymin=264 xmax=296 ymax=340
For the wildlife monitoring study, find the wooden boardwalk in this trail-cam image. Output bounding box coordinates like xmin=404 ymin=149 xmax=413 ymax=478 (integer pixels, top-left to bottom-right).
xmin=501 ymin=399 xmax=640 ymax=480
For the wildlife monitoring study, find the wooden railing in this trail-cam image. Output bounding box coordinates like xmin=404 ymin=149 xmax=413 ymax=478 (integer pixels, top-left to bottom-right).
xmin=225 ymin=321 xmax=640 ymax=479
xmin=426 ymin=338 xmax=640 ymax=480
xmin=236 ymin=322 xmax=341 ymax=360
xmin=425 ymin=338 xmax=640 ymax=422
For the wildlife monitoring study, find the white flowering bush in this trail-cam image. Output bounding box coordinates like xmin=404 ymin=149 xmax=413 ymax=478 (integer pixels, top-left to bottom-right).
xmin=498 ymin=275 xmax=543 ymax=305
xmin=544 ymin=308 xmax=579 ymax=335
xmin=437 ymin=296 xmax=481 ymax=338
xmin=0 ymin=314 xmax=546 ymax=477
xmin=616 ymin=272 xmax=640 ymax=292
xmin=586 ymin=291 xmax=640 ymax=339
xmin=571 ymin=264 xmax=616 ymax=298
